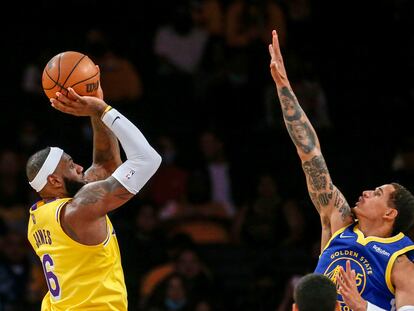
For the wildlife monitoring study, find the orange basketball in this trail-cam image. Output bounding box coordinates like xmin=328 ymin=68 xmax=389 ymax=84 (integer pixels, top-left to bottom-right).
xmin=42 ymin=51 xmax=100 ymax=100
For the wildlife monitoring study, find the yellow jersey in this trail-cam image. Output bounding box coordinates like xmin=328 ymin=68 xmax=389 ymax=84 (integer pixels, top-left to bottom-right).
xmin=27 ymin=198 xmax=127 ymax=311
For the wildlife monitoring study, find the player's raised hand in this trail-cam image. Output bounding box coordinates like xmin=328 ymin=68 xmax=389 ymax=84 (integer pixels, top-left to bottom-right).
xmin=268 ymin=30 xmax=289 ymax=86
xmin=337 ymin=260 xmax=367 ymax=311
xmin=50 ymin=87 xmax=108 ymax=118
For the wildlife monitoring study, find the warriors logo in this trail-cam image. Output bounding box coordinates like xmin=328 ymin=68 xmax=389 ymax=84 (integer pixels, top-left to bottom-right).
xmin=324 ymin=257 xmax=367 ymax=308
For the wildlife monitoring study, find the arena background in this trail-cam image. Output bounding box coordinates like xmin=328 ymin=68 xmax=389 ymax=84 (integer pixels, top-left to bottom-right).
xmin=0 ymin=0 xmax=413 ymax=310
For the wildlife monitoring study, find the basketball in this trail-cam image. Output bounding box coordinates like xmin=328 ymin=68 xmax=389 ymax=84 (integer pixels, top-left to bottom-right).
xmin=42 ymin=51 xmax=100 ymax=100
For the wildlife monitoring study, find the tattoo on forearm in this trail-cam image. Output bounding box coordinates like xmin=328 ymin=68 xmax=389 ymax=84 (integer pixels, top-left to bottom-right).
xmin=91 ymin=117 xmax=119 ymax=164
xmin=279 ymin=87 xmax=303 ymax=121
xmin=278 ymin=87 xmax=351 ymax=222
xmin=287 ymin=122 xmax=316 ymax=154
xmin=278 ymin=87 xmax=316 ymax=154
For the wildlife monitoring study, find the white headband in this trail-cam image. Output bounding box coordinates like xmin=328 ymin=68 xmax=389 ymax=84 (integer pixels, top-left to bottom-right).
xmin=29 ymin=147 xmax=64 ymax=192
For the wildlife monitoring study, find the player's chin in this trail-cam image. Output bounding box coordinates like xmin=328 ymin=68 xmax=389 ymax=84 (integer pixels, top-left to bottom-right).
xmin=349 ymin=207 xmax=359 ymax=221
xmin=351 ymin=208 xmax=357 ymax=218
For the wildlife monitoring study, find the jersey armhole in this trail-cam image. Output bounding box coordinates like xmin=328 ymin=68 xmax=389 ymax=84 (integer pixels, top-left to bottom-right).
xmin=385 ymin=245 xmax=414 ymax=294
xmin=57 ymin=200 xmax=112 ymax=248
xmin=320 ymin=223 xmax=354 ymax=256
xmin=56 ymin=200 xmax=71 ymax=224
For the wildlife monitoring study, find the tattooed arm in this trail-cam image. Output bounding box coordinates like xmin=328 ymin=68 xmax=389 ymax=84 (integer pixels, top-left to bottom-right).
xmin=61 ymin=177 xmax=134 ymax=245
xmin=84 ymin=116 xmax=122 ymax=182
xmin=84 ymin=85 xmax=122 ymax=182
xmin=51 ymin=88 xmax=161 ymax=245
xmin=268 ymin=30 xmax=353 ymax=249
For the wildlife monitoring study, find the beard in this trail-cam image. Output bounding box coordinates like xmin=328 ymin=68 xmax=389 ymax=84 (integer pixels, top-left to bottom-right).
xmin=63 ymin=177 xmax=86 ymax=197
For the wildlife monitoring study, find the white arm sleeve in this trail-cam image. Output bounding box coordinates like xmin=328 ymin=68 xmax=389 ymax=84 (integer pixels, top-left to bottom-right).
xmin=398 ymin=306 xmax=414 ymax=311
xmin=102 ymin=108 xmax=162 ymax=194
xmin=366 ymin=302 xmax=387 ymax=311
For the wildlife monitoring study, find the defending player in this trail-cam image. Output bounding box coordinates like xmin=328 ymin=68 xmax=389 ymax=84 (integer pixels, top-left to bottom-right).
xmin=269 ymin=29 xmax=414 ymax=311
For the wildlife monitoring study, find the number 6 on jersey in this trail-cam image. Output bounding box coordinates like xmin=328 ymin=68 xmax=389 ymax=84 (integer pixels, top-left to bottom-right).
xmin=42 ymin=254 xmax=61 ymax=300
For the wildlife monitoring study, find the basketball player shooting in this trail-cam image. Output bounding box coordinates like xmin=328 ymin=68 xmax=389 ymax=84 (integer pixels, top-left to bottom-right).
xmin=269 ymin=29 xmax=414 ymax=311
xmin=26 ymin=86 xmax=161 ymax=310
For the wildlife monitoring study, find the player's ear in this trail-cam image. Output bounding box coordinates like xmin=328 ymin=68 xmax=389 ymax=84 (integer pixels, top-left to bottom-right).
xmin=47 ymin=174 xmax=63 ymax=188
xmin=384 ymin=208 xmax=398 ymax=221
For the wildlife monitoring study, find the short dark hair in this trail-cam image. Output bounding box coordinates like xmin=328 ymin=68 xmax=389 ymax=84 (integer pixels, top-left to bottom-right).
xmin=390 ymin=183 xmax=414 ymax=235
xmin=294 ymin=274 xmax=337 ymax=311
xmin=26 ymin=147 xmax=51 ymax=182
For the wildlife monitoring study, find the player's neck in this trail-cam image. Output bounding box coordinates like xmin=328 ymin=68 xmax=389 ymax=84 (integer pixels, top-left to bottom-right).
xmin=40 ymin=189 xmax=67 ymax=200
xmin=357 ymin=220 xmax=394 ymax=238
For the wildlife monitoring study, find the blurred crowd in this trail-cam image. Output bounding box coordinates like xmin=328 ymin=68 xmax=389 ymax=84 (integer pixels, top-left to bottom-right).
xmin=0 ymin=0 xmax=414 ymax=310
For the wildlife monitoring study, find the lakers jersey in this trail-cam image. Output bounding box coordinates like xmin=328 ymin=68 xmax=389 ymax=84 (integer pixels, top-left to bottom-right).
xmin=315 ymin=222 xmax=414 ymax=310
xmin=27 ymin=198 xmax=127 ymax=311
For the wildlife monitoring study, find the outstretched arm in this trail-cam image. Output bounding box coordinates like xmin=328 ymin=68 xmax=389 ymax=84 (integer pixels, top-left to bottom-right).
xmin=84 ymin=85 xmax=122 ymax=182
xmin=269 ymin=30 xmax=353 ymax=249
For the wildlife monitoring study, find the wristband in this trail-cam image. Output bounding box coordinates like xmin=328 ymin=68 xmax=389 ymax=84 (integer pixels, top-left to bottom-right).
xmin=101 ymin=105 xmax=113 ymax=119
